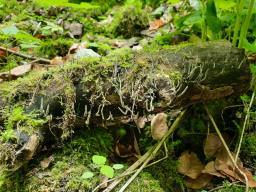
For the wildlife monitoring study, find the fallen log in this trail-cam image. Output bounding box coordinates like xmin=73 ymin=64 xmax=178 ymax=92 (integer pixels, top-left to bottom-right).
xmin=0 ymin=41 xmax=251 ymax=170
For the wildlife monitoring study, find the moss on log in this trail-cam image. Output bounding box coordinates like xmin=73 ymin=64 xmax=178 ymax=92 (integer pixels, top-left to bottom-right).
xmin=0 ymin=41 xmax=251 ymax=170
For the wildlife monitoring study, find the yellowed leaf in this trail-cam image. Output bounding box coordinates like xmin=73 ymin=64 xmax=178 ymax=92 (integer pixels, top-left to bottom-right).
xmin=185 ymin=174 xmax=213 ymax=189
xmin=215 ymin=149 xmax=256 ymax=187
xmin=202 ymin=161 xmax=225 ymax=178
xmin=177 ymin=151 xmax=204 ymax=179
xmin=204 ymin=133 xmax=223 ymax=158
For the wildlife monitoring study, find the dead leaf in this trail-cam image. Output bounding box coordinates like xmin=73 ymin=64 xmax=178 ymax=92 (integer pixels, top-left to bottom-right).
xmin=185 ymin=174 xmax=213 ymax=189
xmin=68 ymin=42 xmax=87 ymax=55
xmin=149 ymin=19 xmax=165 ymax=30
xmin=50 ymin=56 xmax=64 ymax=65
xmin=40 ymin=155 xmax=54 ymax=169
xmin=10 ymin=64 xmax=32 ymax=77
xmin=177 ymin=151 xmax=204 ymax=179
xmin=204 ymin=133 xmax=223 ymax=158
xmin=215 ymin=149 xmax=256 ymax=187
xmin=99 ymin=176 xmax=109 ymax=189
xmin=134 ymin=116 xmax=147 ymax=129
xmin=202 ymin=161 xmax=225 ymax=178
xmin=151 ymin=113 xmax=168 ymax=140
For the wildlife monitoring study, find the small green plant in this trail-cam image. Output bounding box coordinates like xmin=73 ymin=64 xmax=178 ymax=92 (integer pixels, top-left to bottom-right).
xmin=0 ymin=106 xmax=48 ymax=142
xmin=81 ymin=155 xmax=124 ymax=179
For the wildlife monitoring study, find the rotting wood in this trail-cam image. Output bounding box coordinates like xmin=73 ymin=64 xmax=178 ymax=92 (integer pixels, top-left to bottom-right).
xmin=0 ymin=41 xmax=251 ymax=171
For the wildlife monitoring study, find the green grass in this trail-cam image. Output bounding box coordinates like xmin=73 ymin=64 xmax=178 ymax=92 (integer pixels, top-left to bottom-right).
xmin=33 ymin=0 xmax=99 ymax=9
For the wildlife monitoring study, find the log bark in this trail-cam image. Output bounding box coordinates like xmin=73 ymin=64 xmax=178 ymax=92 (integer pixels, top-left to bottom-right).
xmin=0 ymin=41 xmax=251 ymax=170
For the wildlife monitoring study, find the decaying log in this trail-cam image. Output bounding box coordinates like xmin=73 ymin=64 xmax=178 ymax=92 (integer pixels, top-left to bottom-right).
xmin=0 ymin=41 xmax=251 ymax=170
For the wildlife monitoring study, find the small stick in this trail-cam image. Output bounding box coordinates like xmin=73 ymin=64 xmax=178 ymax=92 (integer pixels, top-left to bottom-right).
xmin=0 ymin=46 xmax=50 ymax=64
xmin=118 ymin=109 xmax=187 ymax=192
xmin=204 ymin=105 xmax=248 ymax=192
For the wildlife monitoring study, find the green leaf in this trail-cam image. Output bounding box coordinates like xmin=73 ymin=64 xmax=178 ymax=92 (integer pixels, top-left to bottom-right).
xmin=92 ymin=155 xmax=106 ymax=165
xmin=100 ymin=165 xmax=114 ymax=178
xmin=81 ymin=171 xmax=94 ymax=179
xmin=113 ymin=164 xmax=124 ymax=170
xmin=189 ymin=0 xmax=201 ymax=10
xmin=183 ymin=11 xmax=202 ymax=26
xmin=214 ymin=0 xmax=236 ymax=11
xmin=0 ymin=25 xmax=19 ymax=35
xmin=206 ymin=0 xmax=221 ymax=35
xmin=167 ymin=0 xmax=180 ymax=4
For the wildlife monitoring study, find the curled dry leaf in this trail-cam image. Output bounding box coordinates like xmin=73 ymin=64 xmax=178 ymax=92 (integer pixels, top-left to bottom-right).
xmin=40 ymin=155 xmax=54 ymax=169
xmin=50 ymin=56 xmax=64 ymax=65
xmin=185 ymin=173 xmax=213 ymax=189
xmin=134 ymin=116 xmax=147 ymax=129
xmin=204 ymin=133 xmax=224 ymax=158
xmin=151 ymin=113 xmax=168 ymax=140
xmin=215 ymin=149 xmax=256 ymax=187
xmin=177 ymin=151 xmax=204 ymax=179
xmin=149 ymin=19 xmax=166 ymax=30
xmin=202 ymin=161 xmax=225 ymax=178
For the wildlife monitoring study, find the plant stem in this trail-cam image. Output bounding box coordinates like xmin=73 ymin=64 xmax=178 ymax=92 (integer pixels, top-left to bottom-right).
xmin=119 ymin=109 xmax=187 ymax=192
xmin=235 ymin=90 xmax=255 ymax=162
xmin=201 ymin=0 xmax=207 ymax=40
xmin=232 ymin=0 xmax=244 ymax=46
xmin=238 ymin=0 xmax=255 ymax=48
xmin=204 ymin=105 xmax=248 ymax=192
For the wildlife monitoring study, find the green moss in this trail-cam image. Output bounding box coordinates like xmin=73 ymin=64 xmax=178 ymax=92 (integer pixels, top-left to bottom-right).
xmin=21 ymin=128 xmax=113 ymax=191
xmin=108 ymin=4 xmax=149 ymax=38
xmin=37 ymin=38 xmax=73 ymax=58
xmin=216 ymin=181 xmax=256 ymax=192
xmin=241 ymin=133 xmax=256 ymax=164
xmin=33 ymin=0 xmax=100 ymax=9
xmin=115 ymin=172 xmax=165 ymax=192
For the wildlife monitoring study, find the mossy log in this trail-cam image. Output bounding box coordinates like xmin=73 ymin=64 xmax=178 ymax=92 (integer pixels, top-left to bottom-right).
xmin=0 ymin=41 xmax=251 ymax=170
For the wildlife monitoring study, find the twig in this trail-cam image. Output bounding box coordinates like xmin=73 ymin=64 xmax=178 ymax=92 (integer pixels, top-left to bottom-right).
xmin=0 ymin=46 xmax=50 ymax=64
xmin=92 ymin=145 xmax=168 ymax=192
xmin=204 ymin=105 xmax=249 ymax=192
xmin=118 ymin=109 xmax=187 ymax=192
xmin=102 ymin=147 xmax=154 ymax=192
xmin=102 ymin=109 xmax=187 ymax=192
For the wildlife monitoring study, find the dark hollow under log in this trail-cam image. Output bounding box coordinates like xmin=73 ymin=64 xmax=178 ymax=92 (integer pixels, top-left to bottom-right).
xmin=0 ymin=41 xmax=251 ymax=170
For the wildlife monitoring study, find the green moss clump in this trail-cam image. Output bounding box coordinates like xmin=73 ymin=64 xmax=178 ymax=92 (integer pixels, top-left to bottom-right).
xmin=109 ymin=4 xmax=149 ymax=38
xmin=37 ymin=38 xmax=73 ymax=58
xmin=21 ymin=128 xmax=113 ymax=192
xmin=241 ymin=133 xmax=256 ymax=164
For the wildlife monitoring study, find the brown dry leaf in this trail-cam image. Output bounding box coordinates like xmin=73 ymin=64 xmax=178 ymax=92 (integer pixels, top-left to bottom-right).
xmin=68 ymin=42 xmax=87 ymax=55
xmin=99 ymin=176 xmax=109 ymax=189
xmin=204 ymin=133 xmax=223 ymax=158
xmin=134 ymin=116 xmax=147 ymax=129
xmin=215 ymin=149 xmax=256 ymax=187
xmin=40 ymin=155 xmax=54 ymax=169
xmin=11 ymin=64 xmax=32 ymax=77
xmin=177 ymin=151 xmax=204 ymax=179
xmin=149 ymin=19 xmax=165 ymax=30
xmin=50 ymin=56 xmax=64 ymax=65
xmin=185 ymin=174 xmax=213 ymax=189
xmin=0 ymin=49 xmax=7 ymax=58
xmin=151 ymin=113 xmax=168 ymax=140
xmin=202 ymin=161 xmax=225 ymax=178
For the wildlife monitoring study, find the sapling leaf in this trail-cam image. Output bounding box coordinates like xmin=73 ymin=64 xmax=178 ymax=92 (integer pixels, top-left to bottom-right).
xmin=92 ymin=155 xmax=106 ymax=165
xmin=100 ymin=165 xmax=114 ymax=178
xmin=113 ymin=164 xmax=124 ymax=170
xmin=81 ymin=171 xmax=94 ymax=179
